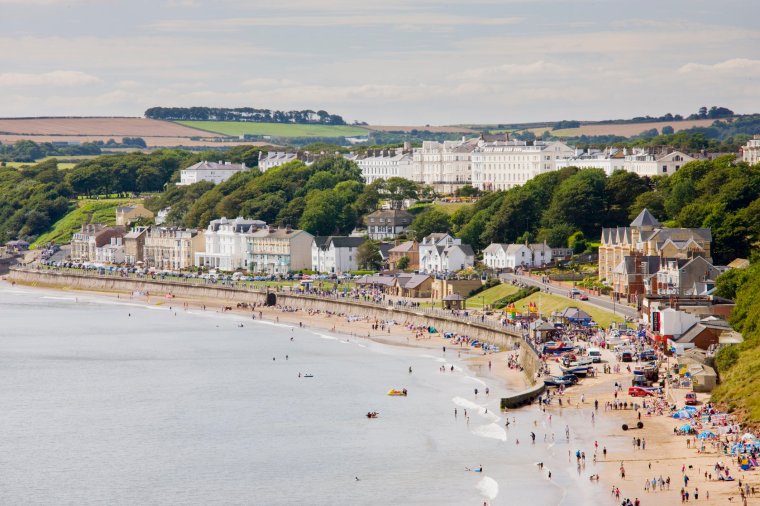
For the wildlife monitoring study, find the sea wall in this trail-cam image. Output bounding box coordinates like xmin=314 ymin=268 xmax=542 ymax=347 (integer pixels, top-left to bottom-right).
xmin=7 ymin=268 xmax=542 ymax=388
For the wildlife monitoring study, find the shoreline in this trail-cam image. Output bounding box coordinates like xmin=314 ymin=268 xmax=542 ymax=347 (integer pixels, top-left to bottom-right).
xmin=11 ymin=278 xmax=750 ymax=504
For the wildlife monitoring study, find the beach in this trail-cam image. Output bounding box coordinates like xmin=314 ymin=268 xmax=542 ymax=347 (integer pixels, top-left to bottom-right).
xmin=4 ymin=277 xmax=753 ymax=505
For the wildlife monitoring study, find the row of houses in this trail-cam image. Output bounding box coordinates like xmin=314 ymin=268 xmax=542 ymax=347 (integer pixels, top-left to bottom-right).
xmin=481 ymin=241 xmax=572 ymax=270
xmin=177 ymin=133 xmax=760 ymax=194
xmin=67 ymin=218 xmax=476 ymax=275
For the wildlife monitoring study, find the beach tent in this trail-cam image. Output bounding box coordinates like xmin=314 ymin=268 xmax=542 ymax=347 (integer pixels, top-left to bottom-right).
xmin=697 ymin=430 xmax=716 ymax=439
xmin=683 ymin=405 xmax=698 ymax=412
xmin=741 ymin=433 xmax=756 ymax=441
xmin=679 ymin=423 xmax=692 ymax=432
xmin=673 ymin=410 xmax=693 ymax=419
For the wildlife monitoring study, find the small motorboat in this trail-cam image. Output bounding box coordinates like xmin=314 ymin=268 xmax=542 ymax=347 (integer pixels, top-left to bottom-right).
xmin=387 ymin=389 xmax=408 ymax=396
xmin=366 ymin=411 xmax=379 ymax=419
xmin=560 ymin=365 xmax=593 ymax=377
xmin=303 ymin=374 xmax=314 ymax=378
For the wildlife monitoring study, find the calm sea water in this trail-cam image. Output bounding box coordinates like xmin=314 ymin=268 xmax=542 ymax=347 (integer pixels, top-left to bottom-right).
xmin=0 ymin=284 xmax=614 ymax=505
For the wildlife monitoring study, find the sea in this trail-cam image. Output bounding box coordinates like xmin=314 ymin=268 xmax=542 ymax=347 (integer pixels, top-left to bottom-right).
xmin=0 ymin=284 xmax=617 ymax=505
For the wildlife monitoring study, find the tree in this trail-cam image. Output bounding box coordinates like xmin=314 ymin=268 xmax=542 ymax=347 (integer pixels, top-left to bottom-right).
xmin=357 ymin=240 xmax=382 ymax=270
xmin=662 ymin=125 xmax=674 ymax=135
xmin=396 ymin=255 xmax=410 ymax=270
xmin=568 ymin=231 xmax=587 ymax=254
xmin=455 ymin=185 xmax=479 ymax=197
xmin=604 ymin=170 xmax=649 ymax=226
xmin=409 ymin=209 xmax=450 ymax=241
xmin=543 ymin=169 xmax=607 ymax=236
xmin=629 ymin=192 xmax=666 ymax=221
xmin=380 ymin=177 xmax=418 ymax=209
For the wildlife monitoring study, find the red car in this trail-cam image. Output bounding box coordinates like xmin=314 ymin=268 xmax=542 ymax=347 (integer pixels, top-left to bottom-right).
xmin=579 ymin=294 xmax=589 ymax=301
xmin=628 ymin=386 xmax=655 ymax=397
xmin=685 ymin=393 xmax=698 ymax=405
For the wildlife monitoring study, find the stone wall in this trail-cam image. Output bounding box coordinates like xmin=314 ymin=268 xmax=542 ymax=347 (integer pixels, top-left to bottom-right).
xmin=7 ymin=268 xmax=542 ymax=386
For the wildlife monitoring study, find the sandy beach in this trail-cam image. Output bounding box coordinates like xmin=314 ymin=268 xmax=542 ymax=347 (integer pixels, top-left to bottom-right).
xmin=8 ymin=277 xmax=755 ymax=505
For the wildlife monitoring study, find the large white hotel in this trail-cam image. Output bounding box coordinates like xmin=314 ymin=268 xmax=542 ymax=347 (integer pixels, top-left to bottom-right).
xmin=470 ymin=139 xmax=574 ymax=191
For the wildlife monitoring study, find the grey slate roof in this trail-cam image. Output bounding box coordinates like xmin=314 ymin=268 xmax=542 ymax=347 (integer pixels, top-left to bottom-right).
xmin=630 ymin=208 xmax=661 ymax=228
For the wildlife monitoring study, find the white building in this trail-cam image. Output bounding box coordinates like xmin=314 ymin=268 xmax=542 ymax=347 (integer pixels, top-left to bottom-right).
xmin=471 ymin=140 xmax=574 ymax=191
xmin=94 ymin=237 xmax=125 ymax=264
xmin=143 ymin=227 xmax=205 ymax=270
xmin=418 ymin=233 xmax=474 ymax=273
xmin=483 ymin=242 xmax=553 ymax=271
xmin=554 ymin=148 xmax=626 ymax=176
xmin=356 ymin=148 xmax=413 ymax=184
xmin=258 ymin=151 xmax=321 ymax=172
xmin=178 ymin=160 xmax=248 ymax=185
xmin=411 ymin=138 xmax=478 ymax=193
xmin=246 ymin=227 xmax=313 ymax=275
xmin=624 ymin=149 xmax=694 ymax=177
xmin=741 ymin=135 xmax=760 ymax=166
xmin=311 ymin=236 xmax=366 ymax=273
xmin=194 ymin=217 xmax=266 ymax=271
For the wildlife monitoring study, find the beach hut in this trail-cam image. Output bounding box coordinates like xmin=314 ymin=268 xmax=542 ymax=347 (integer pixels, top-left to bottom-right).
xmin=441 ymin=293 xmax=465 ymax=310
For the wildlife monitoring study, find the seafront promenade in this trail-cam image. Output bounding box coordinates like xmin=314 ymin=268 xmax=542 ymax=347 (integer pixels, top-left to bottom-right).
xmin=7 ymin=266 xmax=543 ymax=382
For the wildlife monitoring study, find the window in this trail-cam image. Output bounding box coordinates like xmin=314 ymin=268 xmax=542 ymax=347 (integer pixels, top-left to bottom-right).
xmin=662 ymin=166 xmax=668 ymax=173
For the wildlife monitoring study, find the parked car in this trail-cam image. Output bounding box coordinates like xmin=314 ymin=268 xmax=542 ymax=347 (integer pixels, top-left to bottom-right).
xmin=628 ymin=386 xmax=656 ymax=397
xmin=685 ymin=393 xmax=698 ymax=405
xmin=621 ymin=351 xmax=633 ymax=362
xmin=587 ymin=348 xmax=602 ymax=363
xmin=579 ymin=294 xmax=589 ymax=301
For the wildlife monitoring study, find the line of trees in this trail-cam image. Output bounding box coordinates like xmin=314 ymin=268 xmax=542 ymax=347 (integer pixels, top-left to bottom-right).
xmin=145 ymin=107 xmax=347 ymax=125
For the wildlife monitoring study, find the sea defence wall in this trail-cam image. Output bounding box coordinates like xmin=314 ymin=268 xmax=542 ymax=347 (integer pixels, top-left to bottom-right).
xmin=7 ymin=268 xmax=542 ymax=392
xmin=500 ymin=382 xmax=546 ymax=410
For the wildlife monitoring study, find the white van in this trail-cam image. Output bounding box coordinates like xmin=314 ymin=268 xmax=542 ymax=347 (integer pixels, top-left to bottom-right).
xmin=587 ymin=347 xmax=602 ymax=363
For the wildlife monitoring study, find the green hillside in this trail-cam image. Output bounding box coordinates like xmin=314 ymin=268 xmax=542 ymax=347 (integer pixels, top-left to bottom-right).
xmin=31 ymin=199 xmax=139 ymax=248
xmin=176 ymin=121 xmax=370 ymax=138
xmin=466 ymin=283 xmax=520 ymax=308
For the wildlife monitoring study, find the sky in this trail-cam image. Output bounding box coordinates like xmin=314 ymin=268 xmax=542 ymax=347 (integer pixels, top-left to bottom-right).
xmin=0 ymin=0 xmax=758 ymax=125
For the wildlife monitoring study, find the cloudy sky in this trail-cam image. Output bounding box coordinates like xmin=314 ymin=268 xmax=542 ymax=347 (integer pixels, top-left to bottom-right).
xmin=1 ymin=0 xmax=758 ymax=124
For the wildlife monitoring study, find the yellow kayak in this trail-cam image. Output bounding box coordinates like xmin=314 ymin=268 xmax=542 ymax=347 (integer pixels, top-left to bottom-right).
xmin=387 ymin=389 xmax=408 ymax=396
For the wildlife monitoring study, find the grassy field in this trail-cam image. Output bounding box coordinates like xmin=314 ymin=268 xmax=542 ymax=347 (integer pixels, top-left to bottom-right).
xmin=31 ymin=198 xmax=141 ymax=248
xmin=512 ymin=292 xmax=623 ymax=329
xmin=522 ymin=118 xmax=720 ymax=138
xmin=4 ymin=161 xmax=76 ymax=169
xmin=466 ymin=283 xmax=520 ymax=309
xmin=175 ymin=121 xmax=370 ymax=138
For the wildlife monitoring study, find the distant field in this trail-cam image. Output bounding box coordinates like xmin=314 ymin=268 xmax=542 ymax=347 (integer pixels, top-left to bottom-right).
xmin=4 ymin=160 xmax=76 ymax=169
xmin=176 ymin=121 xmax=370 ymax=138
xmin=525 ymin=118 xmax=719 ymax=138
xmin=366 ymin=125 xmax=478 ymax=133
xmin=0 ymin=117 xmax=278 ymax=148
xmin=32 ymin=198 xmax=140 ymax=248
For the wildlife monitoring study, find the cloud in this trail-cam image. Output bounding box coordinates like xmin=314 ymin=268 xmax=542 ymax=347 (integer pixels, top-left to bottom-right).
xmin=0 ymin=70 xmax=100 ymax=87
xmin=149 ymin=14 xmax=523 ymax=31
xmin=451 ymin=60 xmax=570 ymax=81
xmin=678 ymin=58 xmax=760 ymax=74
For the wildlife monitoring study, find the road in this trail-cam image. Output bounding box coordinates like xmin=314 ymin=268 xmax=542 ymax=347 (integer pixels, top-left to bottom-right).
xmin=500 ymin=272 xmax=638 ymax=321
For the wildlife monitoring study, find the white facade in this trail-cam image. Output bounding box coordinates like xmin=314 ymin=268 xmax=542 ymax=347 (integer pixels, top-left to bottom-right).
xmin=471 ymin=140 xmax=574 ymax=191
xmin=311 ymin=236 xmax=366 ymax=273
xmin=742 ymin=135 xmax=760 ymax=166
xmin=624 ymin=150 xmax=694 ymax=177
xmin=483 ymin=242 xmax=552 ymax=270
xmin=258 ymin=152 xmax=321 ymax=172
xmin=356 ymin=149 xmax=413 ymax=184
xmin=411 ymin=139 xmax=477 ymax=192
xmin=418 ymin=233 xmax=474 ymax=273
xmin=94 ymin=237 xmax=125 ymax=264
xmin=554 ymin=148 xmax=626 ymax=176
xmin=246 ymin=227 xmax=314 ymax=275
xmin=194 ymin=217 xmax=265 ymax=271
xmin=178 ymin=161 xmax=248 ymax=185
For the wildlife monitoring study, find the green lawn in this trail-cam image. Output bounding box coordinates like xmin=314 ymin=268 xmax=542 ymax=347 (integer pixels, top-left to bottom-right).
xmin=512 ymin=292 xmax=623 ymax=329
xmin=176 ymin=121 xmax=370 ymax=138
xmin=433 ymin=202 xmax=471 ymax=215
xmin=466 ymin=283 xmax=520 ymax=309
xmin=31 ymin=198 xmax=141 ymax=248
xmin=4 ymin=160 xmax=76 ymax=169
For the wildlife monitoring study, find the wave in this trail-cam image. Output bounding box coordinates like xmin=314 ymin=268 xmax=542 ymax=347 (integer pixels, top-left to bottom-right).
xmin=452 ymin=396 xmax=482 ymax=411
xmin=41 ymin=296 xmax=76 ymax=301
xmin=463 ymin=375 xmax=487 ymax=386
xmin=476 ymin=476 xmax=499 ymax=500
xmin=472 ymin=423 xmax=507 ymax=442
xmin=316 ymin=334 xmax=338 ymax=341
xmin=419 ymin=354 xmax=446 ymax=363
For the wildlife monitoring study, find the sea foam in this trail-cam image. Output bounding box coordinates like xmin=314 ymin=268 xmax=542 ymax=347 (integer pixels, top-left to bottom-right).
xmin=476 ymin=476 xmax=499 ymax=500
xmin=472 ymin=423 xmax=507 ymax=442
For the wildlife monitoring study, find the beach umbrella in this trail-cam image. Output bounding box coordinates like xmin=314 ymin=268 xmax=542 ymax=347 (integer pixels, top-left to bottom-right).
xmin=698 ymin=430 xmax=716 ymax=439
xmin=683 ymin=405 xmax=698 ymax=412
xmin=741 ymin=433 xmax=756 ymax=441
